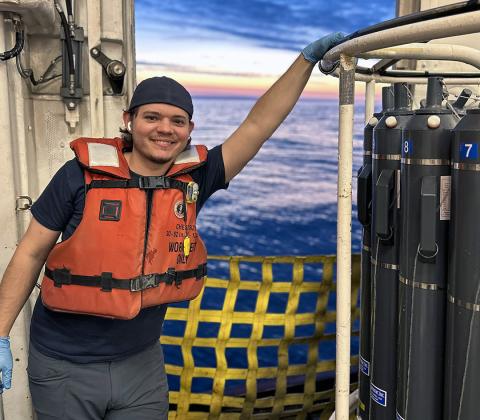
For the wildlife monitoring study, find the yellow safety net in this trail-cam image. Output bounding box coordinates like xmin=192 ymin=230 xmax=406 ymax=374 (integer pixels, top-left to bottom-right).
xmin=161 ymin=255 xmax=361 ymax=419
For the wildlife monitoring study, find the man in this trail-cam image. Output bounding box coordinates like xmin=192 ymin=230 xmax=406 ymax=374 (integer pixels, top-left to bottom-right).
xmin=0 ymin=32 xmax=343 ymax=419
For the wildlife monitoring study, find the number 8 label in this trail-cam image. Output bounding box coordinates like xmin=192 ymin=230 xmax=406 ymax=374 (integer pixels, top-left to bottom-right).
xmin=403 ymin=140 xmax=411 ymax=156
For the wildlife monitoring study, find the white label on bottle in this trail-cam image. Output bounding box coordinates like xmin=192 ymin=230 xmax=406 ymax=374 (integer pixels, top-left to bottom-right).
xmin=440 ymin=176 xmax=451 ymax=221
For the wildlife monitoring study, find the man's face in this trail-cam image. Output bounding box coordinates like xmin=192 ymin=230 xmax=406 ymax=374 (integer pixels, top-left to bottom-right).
xmin=124 ymin=103 xmax=194 ymax=167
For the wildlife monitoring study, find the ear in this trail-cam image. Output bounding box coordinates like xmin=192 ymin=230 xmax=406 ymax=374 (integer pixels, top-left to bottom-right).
xmin=122 ymin=111 xmax=131 ymax=130
xmin=188 ymin=120 xmax=195 ymax=135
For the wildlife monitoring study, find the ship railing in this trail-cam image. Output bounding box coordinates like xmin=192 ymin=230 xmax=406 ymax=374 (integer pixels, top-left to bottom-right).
xmin=320 ymin=3 xmax=480 ymax=418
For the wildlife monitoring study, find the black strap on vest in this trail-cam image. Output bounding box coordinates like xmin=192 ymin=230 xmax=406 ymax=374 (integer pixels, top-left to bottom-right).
xmin=44 ymin=264 xmax=207 ymax=292
xmin=87 ymin=176 xmax=188 ymax=192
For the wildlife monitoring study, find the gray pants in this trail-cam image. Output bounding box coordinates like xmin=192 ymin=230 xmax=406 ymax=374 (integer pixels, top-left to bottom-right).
xmin=27 ymin=342 xmax=169 ymax=420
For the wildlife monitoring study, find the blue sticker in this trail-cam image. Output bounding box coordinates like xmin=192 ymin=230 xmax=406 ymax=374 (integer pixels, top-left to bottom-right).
xmin=460 ymin=143 xmax=478 ymax=160
xmin=371 ymin=383 xmax=387 ymax=407
xmin=360 ymin=355 xmax=370 ymax=376
xmin=402 ymin=140 xmax=412 ymax=156
xmin=396 ymin=412 xmax=405 ymax=420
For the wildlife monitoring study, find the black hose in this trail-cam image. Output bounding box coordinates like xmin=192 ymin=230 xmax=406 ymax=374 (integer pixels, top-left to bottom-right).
xmin=319 ymin=0 xmax=480 ymax=74
xmin=65 ymin=0 xmax=73 ymax=18
xmin=355 ymin=66 xmax=480 ymax=78
xmin=345 ymin=0 xmax=480 ymax=42
xmin=0 ymin=29 xmax=24 ymax=61
xmin=54 ymin=1 xmax=75 ymax=76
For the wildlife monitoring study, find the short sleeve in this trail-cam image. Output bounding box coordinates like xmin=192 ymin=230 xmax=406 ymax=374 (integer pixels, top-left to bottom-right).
xmin=191 ymin=144 xmax=229 ymax=214
xmin=30 ymin=159 xmax=85 ymax=235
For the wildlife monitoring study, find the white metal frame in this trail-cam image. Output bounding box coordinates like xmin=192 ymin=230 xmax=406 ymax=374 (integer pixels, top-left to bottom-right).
xmin=324 ymin=14 xmax=480 ymax=419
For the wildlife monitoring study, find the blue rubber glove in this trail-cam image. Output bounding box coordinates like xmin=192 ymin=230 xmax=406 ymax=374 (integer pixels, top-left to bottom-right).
xmin=0 ymin=337 xmax=13 ymax=394
xmin=302 ymin=32 xmax=345 ymax=64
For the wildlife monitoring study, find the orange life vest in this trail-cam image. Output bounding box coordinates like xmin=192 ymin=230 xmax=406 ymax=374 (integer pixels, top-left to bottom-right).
xmin=41 ymin=137 xmax=208 ymax=320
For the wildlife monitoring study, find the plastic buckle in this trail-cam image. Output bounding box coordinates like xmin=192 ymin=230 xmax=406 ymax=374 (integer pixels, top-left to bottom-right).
xmin=100 ymin=272 xmax=113 ymax=292
xmin=139 ymin=176 xmax=167 ymax=189
xmin=53 ymin=268 xmax=71 ymax=288
xmin=130 ymin=274 xmax=158 ymax=291
xmin=165 ymin=268 xmax=178 ymax=286
xmin=197 ymin=264 xmax=207 ymax=279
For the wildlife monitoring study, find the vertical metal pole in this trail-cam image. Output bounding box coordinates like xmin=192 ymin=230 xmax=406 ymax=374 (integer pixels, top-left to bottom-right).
xmin=87 ymin=0 xmax=104 ymax=136
xmin=365 ymin=81 xmax=376 ymax=125
xmin=336 ymin=53 xmax=355 ymax=420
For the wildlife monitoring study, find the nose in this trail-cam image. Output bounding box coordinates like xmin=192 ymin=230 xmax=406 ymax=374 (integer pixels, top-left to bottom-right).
xmin=156 ymin=117 xmax=173 ymax=134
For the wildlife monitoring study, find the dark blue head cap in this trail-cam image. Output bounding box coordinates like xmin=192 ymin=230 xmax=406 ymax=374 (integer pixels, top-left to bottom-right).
xmin=127 ymin=76 xmax=193 ymax=118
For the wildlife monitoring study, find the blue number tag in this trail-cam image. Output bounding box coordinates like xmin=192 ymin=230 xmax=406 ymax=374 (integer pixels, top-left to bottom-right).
xmin=402 ymin=140 xmax=412 ymax=156
xmin=360 ymin=355 xmax=370 ymax=376
xmin=371 ymin=383 xmax=387 ymax=407
xmin=460 ymin=143 xmax=478 ymax=160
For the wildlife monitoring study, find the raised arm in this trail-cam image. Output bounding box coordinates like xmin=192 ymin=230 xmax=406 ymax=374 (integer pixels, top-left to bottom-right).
xmin=222 ymin=32 xmax=344 ymax=183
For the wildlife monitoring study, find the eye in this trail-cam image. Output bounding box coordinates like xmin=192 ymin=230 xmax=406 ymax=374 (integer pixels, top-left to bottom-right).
xmin=145 ymin=115 xmax=157 ymax=121
xmin=173 ymin=119 xmax=186 ymax=126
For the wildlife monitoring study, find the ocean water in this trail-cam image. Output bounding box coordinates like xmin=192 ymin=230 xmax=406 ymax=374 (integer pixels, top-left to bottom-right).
xmin=163 ymin=97 xmax=368 ymax=393
xmin=193 ymin=96 xmax=366 ymax=255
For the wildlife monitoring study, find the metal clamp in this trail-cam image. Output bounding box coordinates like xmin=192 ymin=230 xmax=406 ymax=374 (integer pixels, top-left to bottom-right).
xmin=90 ymin=46 xmax=126 ymax=94
xmin=16 ymin=195 xmax=32 ymax=211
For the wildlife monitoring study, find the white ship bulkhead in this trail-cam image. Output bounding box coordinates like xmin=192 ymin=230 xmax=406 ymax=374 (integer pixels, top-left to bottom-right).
xmin=0 ymin=1 xmax=135 ymax=417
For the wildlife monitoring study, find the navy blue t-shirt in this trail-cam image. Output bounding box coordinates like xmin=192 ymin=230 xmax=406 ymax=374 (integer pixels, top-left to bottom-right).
xmin=30 ymin=145 xmax=227 ymax=363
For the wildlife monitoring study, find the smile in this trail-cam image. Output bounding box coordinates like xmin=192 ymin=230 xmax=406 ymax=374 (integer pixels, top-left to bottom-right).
xmin=151 ymin=139 xmax=175 ymax=146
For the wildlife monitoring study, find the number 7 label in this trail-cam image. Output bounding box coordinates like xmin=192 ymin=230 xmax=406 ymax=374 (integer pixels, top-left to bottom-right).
xmin=460 ymin=143 xmax=478 ymax=160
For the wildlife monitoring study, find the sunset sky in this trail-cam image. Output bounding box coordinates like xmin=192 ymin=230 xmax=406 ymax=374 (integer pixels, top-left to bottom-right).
xmin=134 ymin=0 xmax=395 ymax=99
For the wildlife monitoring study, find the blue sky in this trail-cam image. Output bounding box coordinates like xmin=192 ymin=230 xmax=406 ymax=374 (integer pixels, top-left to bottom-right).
xmin=134 ymin=0 xmax=395 ymax=96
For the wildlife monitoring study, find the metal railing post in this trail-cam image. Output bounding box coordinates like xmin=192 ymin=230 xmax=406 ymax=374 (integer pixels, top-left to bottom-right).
xmin=335 ymin=53 xmax=356 ymax=419
xmin=365 ymin=81 xmax=376 ymax=124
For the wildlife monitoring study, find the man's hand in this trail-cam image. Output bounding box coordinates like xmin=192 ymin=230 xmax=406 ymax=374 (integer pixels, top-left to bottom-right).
xmin=302 ymin=32 xmax=345 ymax=64
xmin=0 ymin=337 xmax=12 ymax=394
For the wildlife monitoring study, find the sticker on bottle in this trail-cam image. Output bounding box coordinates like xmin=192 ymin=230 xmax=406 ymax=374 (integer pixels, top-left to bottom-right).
xmin=440 ymin=176 xmax=451 ymax=221
xmin=396 ymin=411 xmax=405 ymax=420
xmin=460 ymin=143 xmax=478 ymax=160
xmin=371 ymin=383 xmax=387 ymax=407
xmin=360 ymin=355 xmax=370 ymax=376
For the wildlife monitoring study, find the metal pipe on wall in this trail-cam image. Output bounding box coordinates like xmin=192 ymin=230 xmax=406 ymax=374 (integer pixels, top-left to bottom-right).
xmin=86 ymin=0 xmax=104 ymax=136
